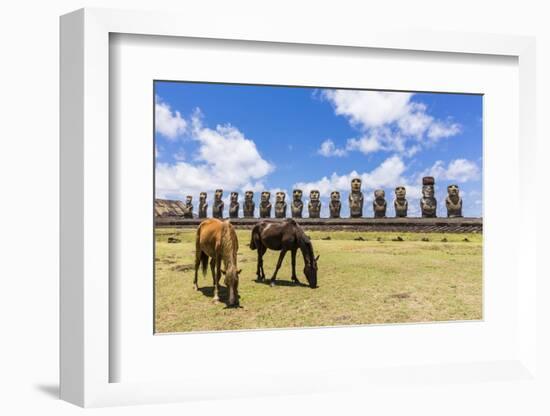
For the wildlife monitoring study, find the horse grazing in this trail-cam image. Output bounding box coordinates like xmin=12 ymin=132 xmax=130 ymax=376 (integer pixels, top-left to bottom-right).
xmin=194 ymin=218 xmax=241 ymax=306
xmin=249 ymin=218 xmax=319 ymax=288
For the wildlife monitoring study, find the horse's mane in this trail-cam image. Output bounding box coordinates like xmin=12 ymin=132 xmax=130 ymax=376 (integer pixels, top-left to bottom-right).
xmin=298 ymin=230 xmax=314 ymax=263
xmin=221 ymin=221 xmax=239 ymax=263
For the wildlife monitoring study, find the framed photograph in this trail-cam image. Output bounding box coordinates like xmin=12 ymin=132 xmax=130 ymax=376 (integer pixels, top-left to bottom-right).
xmin=60 ymin=8 xmax=538 ymax=408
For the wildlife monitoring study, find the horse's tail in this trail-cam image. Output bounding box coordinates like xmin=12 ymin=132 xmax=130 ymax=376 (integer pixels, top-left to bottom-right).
xmin=249 ymin=225 xmax=258 ymax=250
xmin=195 ymin=223 xmax=209 ymax=276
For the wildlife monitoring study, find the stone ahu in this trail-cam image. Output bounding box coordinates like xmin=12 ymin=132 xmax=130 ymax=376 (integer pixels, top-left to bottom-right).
xmin=229 ymin=192 xmax=239 ymax=218
xmin=308 ymin=190 xmax=321 ymax=218
xmin=198 ymin=192 xmax=208 ymax=218
xmin=445 ymin=184 xmax=463 ymax=218
xmin=394 ymin=186 xmax=408 ymax=217
xmin=183 ymin=195 xmax=193 ymax=218
xmin=291 ymin=189 xmax=304 ymax=218
xmin=420 ymin=177 xmax=437 ymax=218
xmin=373 ymin=189 xmax=387 ymax=218
xmin=259 ymin=191 xmax=272 ymax=218
xmin=329 ymin=191 xmax=341 ymax=218
xmin=275 ymin=192 xmax=287 ymax=218
xmin=349 ymin=177 xmax=364 ymax=218
xmin=243 ymin=191 xmax=255 ymax=218
xmin=212 ymin=189 xmax=224 ymax=218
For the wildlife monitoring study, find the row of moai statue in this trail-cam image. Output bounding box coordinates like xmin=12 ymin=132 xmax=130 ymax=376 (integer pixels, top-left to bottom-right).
xmin=180 ymin=177 xmax=463 ymax=219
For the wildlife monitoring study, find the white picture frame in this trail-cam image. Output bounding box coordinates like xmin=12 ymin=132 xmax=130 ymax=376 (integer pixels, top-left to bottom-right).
xmin=60 ymin=8 xmax=538 ymax=408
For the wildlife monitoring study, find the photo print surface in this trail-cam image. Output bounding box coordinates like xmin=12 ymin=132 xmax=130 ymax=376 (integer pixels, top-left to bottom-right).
xmin=154 ymin=81 xmax=483 ymax=333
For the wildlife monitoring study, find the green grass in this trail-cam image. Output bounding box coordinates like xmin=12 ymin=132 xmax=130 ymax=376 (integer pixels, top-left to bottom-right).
xmin=155 ymin=228 xmax=482 ymax=333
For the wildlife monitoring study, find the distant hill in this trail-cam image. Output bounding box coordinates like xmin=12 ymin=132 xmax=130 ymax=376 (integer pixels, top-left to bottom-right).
xmin=155 ymin=199 xmax=197 ymax=218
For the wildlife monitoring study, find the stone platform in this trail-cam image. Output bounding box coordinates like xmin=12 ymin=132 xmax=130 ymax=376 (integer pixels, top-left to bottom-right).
xmin=155 ymin=217 xmax=483 ymax=233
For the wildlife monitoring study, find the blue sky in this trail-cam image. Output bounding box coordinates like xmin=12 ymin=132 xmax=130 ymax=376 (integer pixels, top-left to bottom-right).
xmin=155 ymin=81 xmax=482 ymax=217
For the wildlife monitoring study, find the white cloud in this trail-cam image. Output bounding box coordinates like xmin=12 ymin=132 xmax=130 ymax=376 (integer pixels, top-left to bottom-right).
xmin=323 ymin=90 xmax=412 ymax=128
xmin=156 ymin=106 xmax=274 ymax=199
xmin=155 ymin=96 xmax=187 ymax=140
xmin=427 ymin=121 xmax=461 ymax=140
xmin=294 ymin=155 xmax=419 ymax=195
xmin=318 ymin=90 xmax=461 ymax=157
xmin=345 ymin=135 xmax=382 ymax=155
xmin=423 ymin=159 xmax=480 ymax=183
xmin=318 ymin=139 xmax=347 ymax=157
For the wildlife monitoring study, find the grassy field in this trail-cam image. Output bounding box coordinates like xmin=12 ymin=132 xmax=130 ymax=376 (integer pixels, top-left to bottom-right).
xmin=155 ymin=228 xmax=482 ymax=333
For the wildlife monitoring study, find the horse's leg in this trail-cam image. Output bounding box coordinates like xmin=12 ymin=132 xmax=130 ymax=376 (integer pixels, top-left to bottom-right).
xmin=214 ymin=255 xmax=222 ymax=302
xmin=210 ymin=257 xmax=219 ymax=302
xmin=270 ymin=249 xmax=288 ymax=286
xmin=256 ymin=243 xmax=263 ymax=281
xmin=291 ymin=248 xmax=300 ymax=284
xmin=193 ymin=252 xmax=200 ymax=291
xmin=257 ymin=245 xmax=267 ymax=281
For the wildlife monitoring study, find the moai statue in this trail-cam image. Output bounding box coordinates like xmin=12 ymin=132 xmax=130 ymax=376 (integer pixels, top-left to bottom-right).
xmin=349 ymin=178 xmax=364 ymax=218
xmin=291 ymin=189 xmax=304 ymax=218
xmin=445 ymin=184 xmax=463 ymax=218
xmin=212 ymin=189 xmax=224 ymax=219
xmin=229 ymin=192 xmax=239 ymax=218
xmin=308 ymin=190 xmax=321 ymax=218
xmin=373 ymin=189 xmax=387 ymax=218
xmin=243 ymin=191 xmax=255 ymax=218
xmin=393 ymin=186 xmax=408 ymax=218
xmin=259 ymin=191 xmax=272 ymax=218
xmin=420 ymin=176 xmax=437 ymax=218
xmin=183 ymin=195 xmax=193 ymax=218
xmin=275 ymin=192 xmax=287 ymax=218
xmin=198 ymin=192 xmax=208 ymax=218
xmin=329 ymin=191 xmax=341 ymax=218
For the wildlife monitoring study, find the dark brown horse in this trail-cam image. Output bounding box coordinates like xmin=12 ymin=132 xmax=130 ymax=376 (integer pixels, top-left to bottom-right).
xmin=194 ymin=218 xmax=241 ymax=306
xmin=249 ymin=218 xmax=319 ymax=288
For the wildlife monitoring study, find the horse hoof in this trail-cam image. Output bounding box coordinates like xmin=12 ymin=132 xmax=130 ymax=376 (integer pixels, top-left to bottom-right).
xmin=270 ymin=281 xmax=276 ymax=287
xmin=193 ymin=284 xmax=199 ymax=291
xmin=213 ymin=297 xmax=220 ymax=303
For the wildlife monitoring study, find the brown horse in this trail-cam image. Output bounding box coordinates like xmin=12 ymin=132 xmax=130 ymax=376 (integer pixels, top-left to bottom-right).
xmin=249 ymin=218 xmax=319 ymax=288
xmin=194 ymin=218 xmax=241 ymax=306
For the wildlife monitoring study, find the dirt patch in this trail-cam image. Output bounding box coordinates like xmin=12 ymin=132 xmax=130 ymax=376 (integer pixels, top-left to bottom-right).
xmin=167 ymin=237 xmax=181 ymax=243
xmin=172 ymin=264 xmax=194 ymax=272
xmin=388 ymin=292 xmax=411 ymax=300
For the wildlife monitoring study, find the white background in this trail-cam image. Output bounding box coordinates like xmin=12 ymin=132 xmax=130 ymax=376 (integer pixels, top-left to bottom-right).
xmin=1 ymin=1 xmax=549 ymax=415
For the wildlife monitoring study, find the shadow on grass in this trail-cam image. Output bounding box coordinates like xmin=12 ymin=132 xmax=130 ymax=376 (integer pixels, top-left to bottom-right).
xmin=253 ymin=278 xmax=310 ymax=288
xmin=197 ymin=285 xmax=242 ymax=308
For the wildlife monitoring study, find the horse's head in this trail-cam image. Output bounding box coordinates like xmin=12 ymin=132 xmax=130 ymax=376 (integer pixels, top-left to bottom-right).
xmin=303 ymin=254 xmax=319 ymax=289
xmin=301 ymin=236 xmax=319 ymax=288
xmin=222 ymin=265 xmax=242 ymax=307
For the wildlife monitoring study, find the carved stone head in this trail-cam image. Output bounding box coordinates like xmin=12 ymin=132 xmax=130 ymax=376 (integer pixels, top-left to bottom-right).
xmin=261 ymin=191 xmax=270 ymax=202
xmin=199 ymin=192 xmax=207 ymax=202
xmin=351 ymin=178 xmax=362 ymax=192
xmin=330 ymin=191 xmax=340 ymax=201
xmin=215 ymin=189 xmax=223 ymax=201
xmin=395 ymin=186 xmax=406 ymax=199
xmin=293 ymin=189 xmax=302 ymax=201
xmin=230 ymin=192 xmax=238 ymax=202
xmin=245 ymin=191 xmax=254 ymax=201
xmin=374 ymin=189 xmax=385 ymax=200
xmin=185 ymin=195 xmax=192 ymax=204
xmin=422 ymin=185 xmax=434 ymax=198
xmin=276 ymin=192 xmax=285 ymax=202
xmin=447 ymin=184 xmax=460 ymax=197
xmin=310 ymin=190 xmax=320 ymax=201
